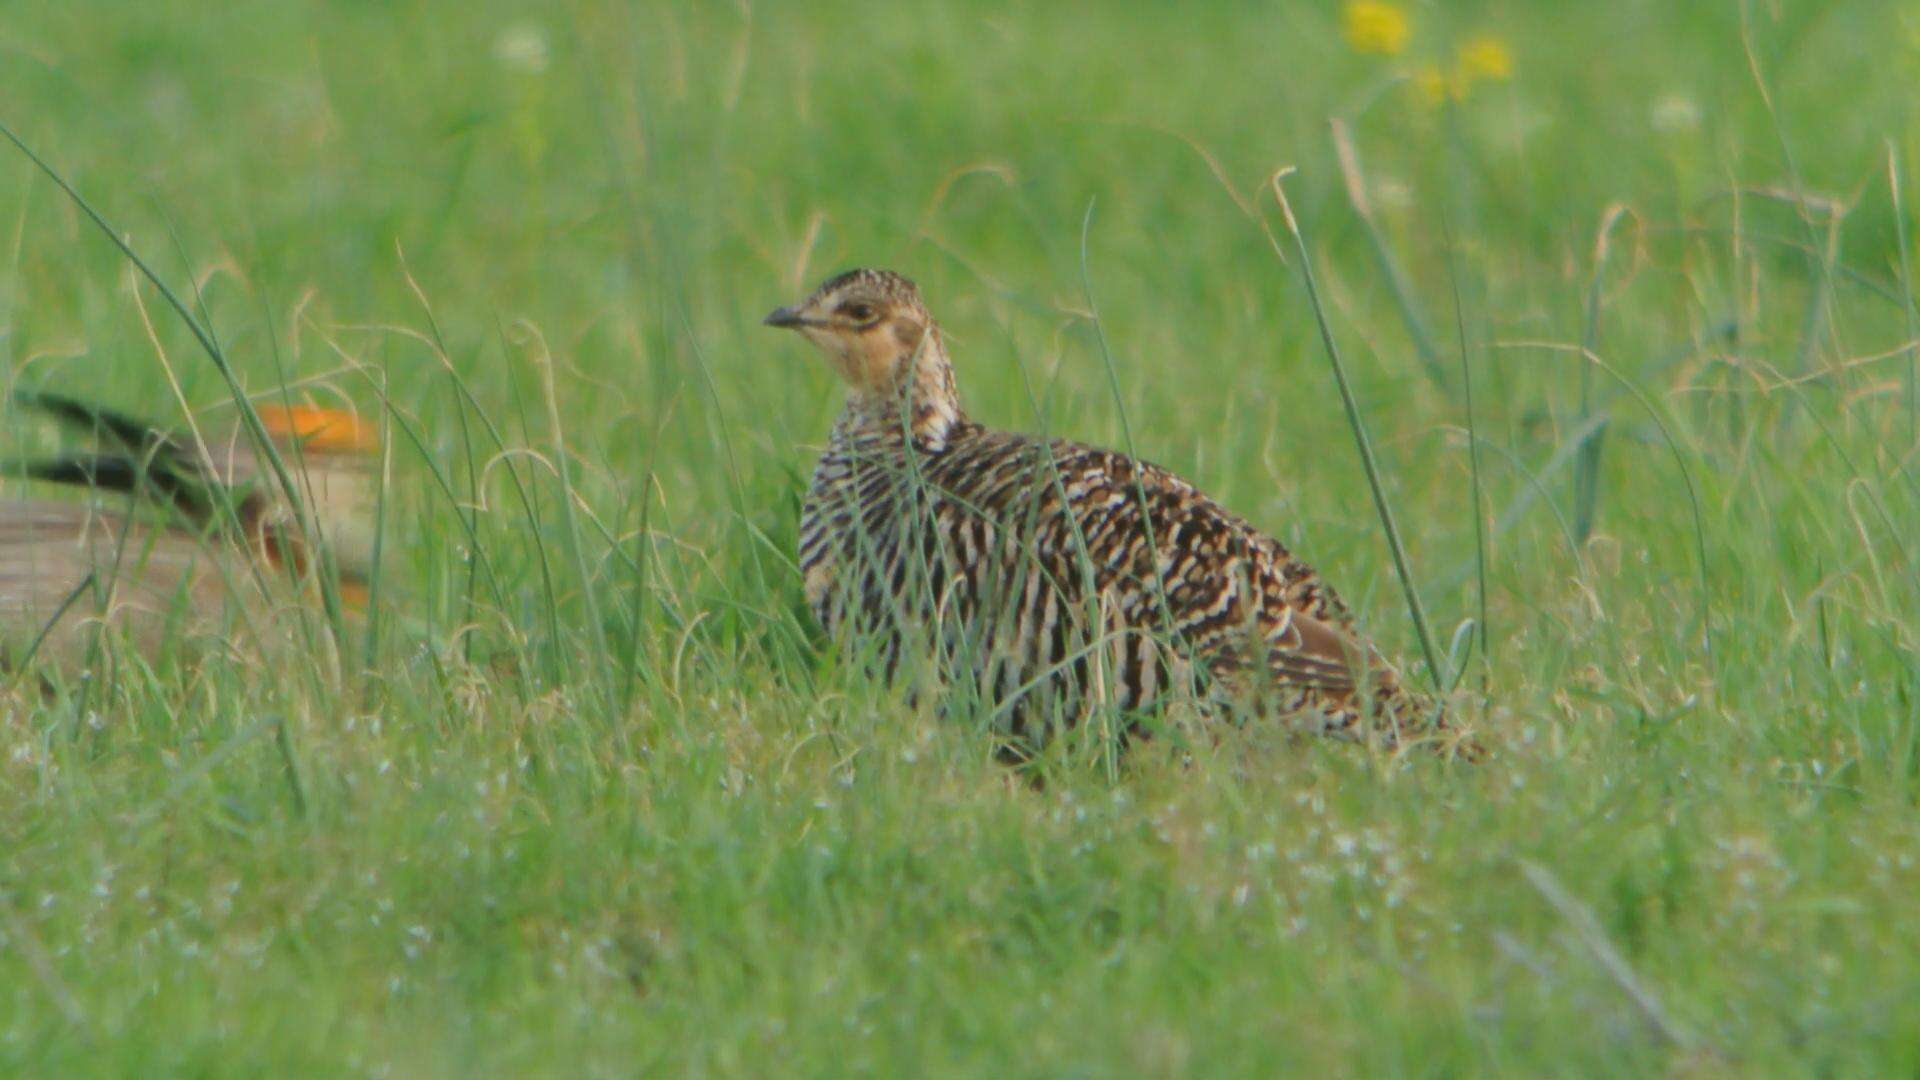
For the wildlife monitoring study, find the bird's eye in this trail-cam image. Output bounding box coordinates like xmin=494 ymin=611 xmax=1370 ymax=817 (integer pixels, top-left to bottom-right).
xmin=843 ymin=303 xmax=876 ymax=323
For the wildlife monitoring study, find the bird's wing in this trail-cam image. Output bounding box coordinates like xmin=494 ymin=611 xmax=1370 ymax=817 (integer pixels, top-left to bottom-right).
xmin=1200 ymin=603 xmax=1361 ymax=695
xmin=1265 ymin=604 xmax=1365 ymax=692
xmin=1066 ymin=445 xmax=1368 ymax=693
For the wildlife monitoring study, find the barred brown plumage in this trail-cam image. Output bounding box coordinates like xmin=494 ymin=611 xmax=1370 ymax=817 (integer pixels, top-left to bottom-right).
xmin=768 ymin=268 xmax=1469 ymax=757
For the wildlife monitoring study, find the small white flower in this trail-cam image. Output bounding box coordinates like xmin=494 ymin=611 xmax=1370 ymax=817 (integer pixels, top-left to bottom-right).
xmin=1652 ymin=94 xmax=1701 ymax=134
xmin=1372 ymin=176 xmax=1415 ymax=212
xmin=495 ymin=23 xmax=551 ymax=75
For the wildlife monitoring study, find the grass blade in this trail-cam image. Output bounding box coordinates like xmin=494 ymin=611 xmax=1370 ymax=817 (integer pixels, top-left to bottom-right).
xmin=1330 ymin=119 xmax=1450 ymax=391
xmin=1268 ymin=169 xmax=1444 ymax=689
xmin=1572 ymin=205 xmax=1630 ymax=545
xmin=1889 ymin=142 xmax=1919 ymax=460
xmin=1440 ymin=206 xmax=1491 ymax=695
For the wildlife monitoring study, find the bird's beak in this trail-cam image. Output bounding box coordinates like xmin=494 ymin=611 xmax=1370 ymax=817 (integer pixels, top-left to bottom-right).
xmin=762 ymin=305 xmax=810 ymax=329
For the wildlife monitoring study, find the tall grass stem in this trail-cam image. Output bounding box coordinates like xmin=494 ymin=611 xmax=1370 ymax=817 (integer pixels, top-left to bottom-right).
xmin=1268 ymin=170 xmax=1444 ymax=689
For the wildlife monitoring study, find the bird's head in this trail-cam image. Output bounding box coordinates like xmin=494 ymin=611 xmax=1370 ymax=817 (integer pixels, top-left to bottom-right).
xmin=763 ymin=268 xmax=941 ymax=400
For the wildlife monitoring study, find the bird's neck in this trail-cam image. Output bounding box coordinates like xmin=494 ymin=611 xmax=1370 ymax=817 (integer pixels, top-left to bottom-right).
xmin=840 ymin=327 xmax=965 ymax=450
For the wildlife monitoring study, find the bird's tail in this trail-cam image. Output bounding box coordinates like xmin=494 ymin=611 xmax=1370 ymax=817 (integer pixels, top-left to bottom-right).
xmin=1369 ymin=665 xmax=1484 ymax=761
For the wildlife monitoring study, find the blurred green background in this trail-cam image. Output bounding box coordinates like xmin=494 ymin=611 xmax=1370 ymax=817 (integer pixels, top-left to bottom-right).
xmin=3 ymin=0 xmax=1918 ymax=1073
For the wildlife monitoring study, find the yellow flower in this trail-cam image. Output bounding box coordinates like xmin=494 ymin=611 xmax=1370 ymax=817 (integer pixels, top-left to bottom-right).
xmin=1411 ymin=36 xmax=1515 ymax=107
xmin=1343 ymin=1 xmax=1410 ymax=56
xmin=1413 ymin=64 xmax=1458 ymax=105
xmin=1459 ymin=35 xmax=1513 ymax=82
xmin=1413 ymin=65 xmax=1444 ymax=104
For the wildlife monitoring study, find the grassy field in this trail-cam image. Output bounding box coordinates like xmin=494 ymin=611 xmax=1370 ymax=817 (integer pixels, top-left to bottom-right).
xmin=4 ymin=0 xmax=1919 ymax=1072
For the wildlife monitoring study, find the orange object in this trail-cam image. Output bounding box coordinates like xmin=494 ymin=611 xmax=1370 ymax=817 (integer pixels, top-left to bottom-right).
xmin=255 ymin=405 xmax=380 ymax=454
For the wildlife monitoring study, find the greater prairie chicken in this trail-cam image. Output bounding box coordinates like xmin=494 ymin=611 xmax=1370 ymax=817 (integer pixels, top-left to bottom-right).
xmin=1 ymin=392 xmax=377 ymax=672
xmin=767 ymin=268 xmax=1465 ymax=756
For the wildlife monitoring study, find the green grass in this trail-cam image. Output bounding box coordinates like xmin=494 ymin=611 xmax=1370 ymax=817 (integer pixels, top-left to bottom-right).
xmin=4 ymin=0 xmax=1920 ymax=1072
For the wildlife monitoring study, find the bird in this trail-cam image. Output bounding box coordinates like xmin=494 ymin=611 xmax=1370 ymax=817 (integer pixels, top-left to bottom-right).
xmin=0 ymin=392 xmax=378 ymax=674
xmin=765 ymin=268 xmax=1470 ymax=757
